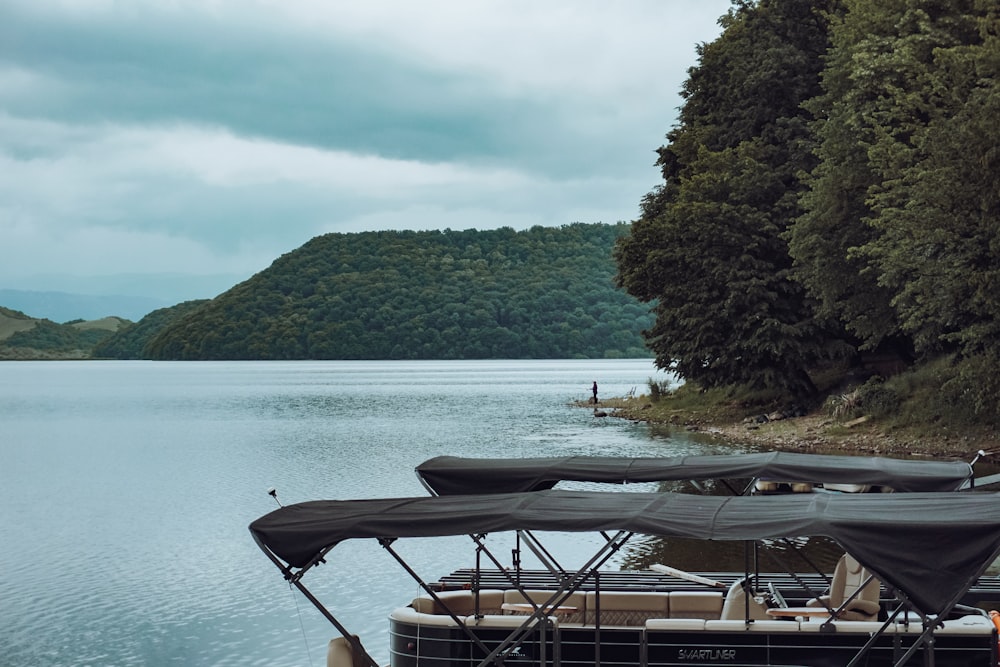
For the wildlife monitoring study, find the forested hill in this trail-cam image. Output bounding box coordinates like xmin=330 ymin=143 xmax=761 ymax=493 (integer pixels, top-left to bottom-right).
xmin=141 ymin=223 xmax=653 ymax=360
xmin=614 ymin=0 xmax=1000 ymax=421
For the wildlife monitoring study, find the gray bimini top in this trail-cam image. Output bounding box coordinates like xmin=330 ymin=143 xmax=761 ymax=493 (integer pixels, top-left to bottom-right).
xmin=414 ymin=452 xmax=973 ymax=495
xmin=249 ymin=489 xmax=1000 ymax=616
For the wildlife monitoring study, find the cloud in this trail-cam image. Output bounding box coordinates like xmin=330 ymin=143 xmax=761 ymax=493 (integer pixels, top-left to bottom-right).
xmin=0 ymin=0 xmax=731 ymax=297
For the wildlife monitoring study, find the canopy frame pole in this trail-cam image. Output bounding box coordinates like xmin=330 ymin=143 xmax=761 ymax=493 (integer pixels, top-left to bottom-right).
xmin=743 ymin=541 xmax=752 ymax=623
xmin=468 ymin=533 xmax=530 ymax=592
xmin=844 ymin=603 xmax=909 ymax=667
xmin=518 ymin=529 xmax=567 ymax=577
xmin=465 ymin=531 xmax=590 ymax=614
xmin=472 ymin=530 xmax=633 ymax=667
xmin=250 ymin=533 xmax=379 ymax=667
xmin=817 ymin=574 xmax=884 ymax=629
xmin=887 ymin=584 xmax=978 ymax=667
xmin=287 ymin=576 xmax=380 ymax=667
xmin=474 ymin=535 xmax=483 ymax=617
xmin=759 ymin=541 xmax=920 ymax=667
xmin=886 ymin=542 xmax=1000 ymax=667
xmin=757 ymin=541 xmax=830 ymax=611
xmin=377 ymin=538 xmax=499 ymax=660
xmin=758 ymin=541 xmax=884 ymax=633
xmin=779 ymin=538 xmax=830 ymax=584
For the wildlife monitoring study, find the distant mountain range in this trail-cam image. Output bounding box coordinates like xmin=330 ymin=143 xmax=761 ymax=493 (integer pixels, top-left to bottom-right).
xmin=0 ymin=289 xmax=170 ymax=323
xmin=2 ymin=224 xmax=655 ymax=361
xmin=0 ymin=272 xmax=248 ymax=322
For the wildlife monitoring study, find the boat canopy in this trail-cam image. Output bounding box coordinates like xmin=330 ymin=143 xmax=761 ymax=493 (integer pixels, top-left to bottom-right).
xmin=250 ymin=489 xmax=1000 ymax=615
xmin=415 ymin=453 xmax=973 ymax=495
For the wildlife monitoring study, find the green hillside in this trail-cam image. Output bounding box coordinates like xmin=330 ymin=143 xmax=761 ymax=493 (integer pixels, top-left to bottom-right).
xmin=141 ymin=224 xmax=653 ymax=360
xmin=91 ymin=300 xmax=209 ymax=359
xmin=0 ymin=307 xmax=129 ymax=359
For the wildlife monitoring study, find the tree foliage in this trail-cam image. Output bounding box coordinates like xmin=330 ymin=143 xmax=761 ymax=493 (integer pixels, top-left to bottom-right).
xmin=618 ymin=0 xmax=1000 ymax=418
xmin=91 ymin=300 xmax=209 ymax=359
xmin=795 ymin=0 xmax=1000 ymax=415
xmin=616 ymin=0 xmax=843 ymax=395
xmin=135 ymin=224 xmax=653 ymax=360
xmin=4 ymin=319 xmax=114 ymax=352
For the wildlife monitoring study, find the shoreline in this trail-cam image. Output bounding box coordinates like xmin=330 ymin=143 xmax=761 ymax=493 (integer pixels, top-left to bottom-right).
xmin=593 ymin=400 xmax=996 ymax=460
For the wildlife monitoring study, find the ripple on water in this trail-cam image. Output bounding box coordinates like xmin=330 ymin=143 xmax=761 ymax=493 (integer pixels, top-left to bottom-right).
xmin=0 ymin=360 xmax=730 ymax=667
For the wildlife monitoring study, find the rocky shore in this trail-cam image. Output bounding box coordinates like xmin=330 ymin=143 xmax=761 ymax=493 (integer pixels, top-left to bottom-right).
xmin=604 ymin=401 xmax=997 ymax=460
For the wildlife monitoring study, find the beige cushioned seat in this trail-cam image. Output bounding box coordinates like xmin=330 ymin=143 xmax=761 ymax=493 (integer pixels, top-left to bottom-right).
xmin=806 ymin=554 xmax=880 ymax=622
xmin=719 ymin=579 xmax=770 ymax=621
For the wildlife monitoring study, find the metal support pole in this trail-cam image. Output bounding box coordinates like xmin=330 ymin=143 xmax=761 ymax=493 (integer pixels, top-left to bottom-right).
xmin=378 ymin=538 xmax=497 ymax=661
xmin=472 ymin=531 xmax=633 ymax=667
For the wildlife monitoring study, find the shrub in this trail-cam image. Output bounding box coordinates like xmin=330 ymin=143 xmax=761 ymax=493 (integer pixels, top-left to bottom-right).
xmin=826 ymin=389 xmax=862 ymax=420
xmin=855 ymin=378 xmax=900 ymax=418
xmin=647 ymin=378 xmax=673 ymax=402
xmin=825 ymin=377 xmax=900 ymax=421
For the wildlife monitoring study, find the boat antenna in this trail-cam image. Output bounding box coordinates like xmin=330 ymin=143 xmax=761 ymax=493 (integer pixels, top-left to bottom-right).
xmin=971 ymin=450 xmax=988 ymax=466
xmin=267 ymin=487 xmax=283 ymax=507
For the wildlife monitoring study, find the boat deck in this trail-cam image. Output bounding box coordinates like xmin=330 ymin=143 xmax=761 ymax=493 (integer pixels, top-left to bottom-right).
xmin=391 ymin=580 xmax=1000 ymax=667
xmin=436 ymin=569 xmax=1000 ymax=608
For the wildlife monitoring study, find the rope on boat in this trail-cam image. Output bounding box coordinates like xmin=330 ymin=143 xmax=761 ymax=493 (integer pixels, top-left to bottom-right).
xmin=290 ymin=581 xmax=317 ymax=667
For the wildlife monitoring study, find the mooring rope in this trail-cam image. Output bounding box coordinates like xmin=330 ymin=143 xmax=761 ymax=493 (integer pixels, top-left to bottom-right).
xmin=290 ymin=582 xmax=317 ymax=667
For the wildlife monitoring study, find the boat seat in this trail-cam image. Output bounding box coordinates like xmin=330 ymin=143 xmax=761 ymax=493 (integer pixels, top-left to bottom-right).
xmin=585 ymin=591 xmax=669 ymax=626
xmin=823 ymin=483 xmax=871 ymax=493
xmin=465 ymin=614 xmax=559 ymax=628
xmin=705 ymin=620 xmax=800 ymax=632
xmin=411 ymin=589 xmax=505 ymax=615
xmin=799 ymin=620 xmax=887 ymax=633
xmin=719 ymin=579 xmax=770 ymax=621
xmin=806 ymin=553 xmax=881 ymax=622
xmin=753 ymin=481 xmax=813 ymax=493
xmin=646 ymin=618 xmax=706 ymax=631
xmin=936 ymin=616 xmax=994 ymax=635
xmin=391 ymin=606 xmax=463 ymax=627
xmin=503 ymin=589 xmax=586 ymax=624
xmin=327 ymin=636 xmax=368 ymax=667
xmin=892 ymin=614 xmax=991 ymax=635
xmin=669 ymin=591 xmax=723 ymax=620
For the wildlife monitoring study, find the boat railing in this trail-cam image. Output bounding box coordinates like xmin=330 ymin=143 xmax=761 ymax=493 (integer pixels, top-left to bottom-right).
xmin=396 ymin=592 xmax=995 ymax=634
xmin=402 ymin=586 xmax=996 ymax=630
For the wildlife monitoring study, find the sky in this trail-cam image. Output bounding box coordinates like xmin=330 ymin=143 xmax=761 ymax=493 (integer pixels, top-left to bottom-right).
xmin=1 ymin=0 xmax=732 ymax=304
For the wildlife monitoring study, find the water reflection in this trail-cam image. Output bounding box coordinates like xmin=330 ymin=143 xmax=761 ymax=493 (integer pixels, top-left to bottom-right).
xmin=2 ymin=359 xmax=994 ymax=667
xmin=621 ymin=534 xmax=844 ymax=575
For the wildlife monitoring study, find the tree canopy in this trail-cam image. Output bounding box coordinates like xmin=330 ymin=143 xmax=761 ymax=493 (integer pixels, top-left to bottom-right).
xmin=616 ymin=0 xmax=842 ymax=395
xmin=616 ymin=0 xmax=1000 ymax=418
xmin=134 ymin=224 xmax=653 ymax=360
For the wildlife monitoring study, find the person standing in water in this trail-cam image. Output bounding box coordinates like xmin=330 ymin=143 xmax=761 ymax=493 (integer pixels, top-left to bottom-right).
xmin=591 ymin=381 xmax=598 ymax=404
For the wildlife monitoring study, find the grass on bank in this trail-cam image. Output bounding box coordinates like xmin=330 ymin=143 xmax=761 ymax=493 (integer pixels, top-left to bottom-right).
xmin=616 ymin=355 xmax=1000 ymax=455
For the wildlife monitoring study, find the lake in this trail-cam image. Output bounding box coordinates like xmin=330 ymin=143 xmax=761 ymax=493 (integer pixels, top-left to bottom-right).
xmin=3 ymin=359 xmax=763 ymax=667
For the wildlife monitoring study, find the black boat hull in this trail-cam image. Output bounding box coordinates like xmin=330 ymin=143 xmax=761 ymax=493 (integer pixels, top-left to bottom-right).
xmin=389 ymin=616 xmax=997 ymax=667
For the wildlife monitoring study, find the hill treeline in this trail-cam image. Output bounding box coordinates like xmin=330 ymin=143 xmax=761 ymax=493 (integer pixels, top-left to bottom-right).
xmin=615 ymin=0 xmax=1000 ymax=419
xmin=107 ymin=224 xmax=652 ymax=360
xmin=0 ymin=307 xmax=130 ymax=359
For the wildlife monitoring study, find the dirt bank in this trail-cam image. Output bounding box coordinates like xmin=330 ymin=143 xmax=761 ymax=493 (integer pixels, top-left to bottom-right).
xmin=607 ymin=401 xmax=998 ymax=460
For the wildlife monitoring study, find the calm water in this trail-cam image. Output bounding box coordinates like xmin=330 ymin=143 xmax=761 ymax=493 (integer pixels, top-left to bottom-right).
xmin=3 ymin=359 xmax=760 ymax=667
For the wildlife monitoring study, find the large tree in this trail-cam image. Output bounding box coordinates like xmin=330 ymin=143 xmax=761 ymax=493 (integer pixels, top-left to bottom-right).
xmin=859 ymin=1 xmax=1000 ymax=415
xmin=792 ymin=0 xmax=1000 ymax=415
xmin=786 ymin=1 xmax=905 ymax=353
xmin=616 ymin=0 xmax=843 ymax=395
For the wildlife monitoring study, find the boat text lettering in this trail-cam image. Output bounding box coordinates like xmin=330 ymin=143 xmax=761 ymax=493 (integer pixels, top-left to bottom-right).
xmin=678 ymin=648 xmax=737 ymax=661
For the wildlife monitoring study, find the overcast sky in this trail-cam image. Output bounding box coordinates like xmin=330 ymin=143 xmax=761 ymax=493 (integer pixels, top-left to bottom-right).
xmin=1 ymin=0 xmax=732 ymax=301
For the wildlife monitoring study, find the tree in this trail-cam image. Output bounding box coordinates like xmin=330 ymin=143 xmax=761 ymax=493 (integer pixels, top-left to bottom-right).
xmin=135 ymin=224 xmax=656 ymax=360
xmin=787 ymin=1 xmax=904 ymax=352
xmin=616 ymin=0 xmax=843 ymax=395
